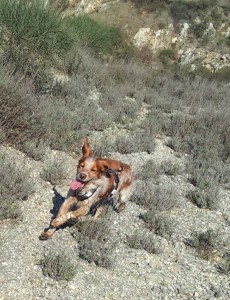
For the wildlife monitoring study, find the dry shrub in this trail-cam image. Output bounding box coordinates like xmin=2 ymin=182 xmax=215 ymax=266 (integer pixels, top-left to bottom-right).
xmin=127 ymin=231 xmax=161 ymax=254
xmin=71 ymin=212 xmax=114 ymax=268
xmin=40 ymin=251 xmax=76 ymax=281
xmin=185 ymin=229 xmax=218 ymax=260
xmin=0 ymin=152 xmax=34 ymax=220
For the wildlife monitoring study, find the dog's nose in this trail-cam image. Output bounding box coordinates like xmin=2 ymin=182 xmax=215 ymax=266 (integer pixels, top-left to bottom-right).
xmin=79 ymin=173 xmax=86 ymax=180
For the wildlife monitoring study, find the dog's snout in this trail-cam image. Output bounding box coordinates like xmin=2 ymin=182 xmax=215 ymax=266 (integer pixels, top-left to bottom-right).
xmin=79 ymin=173 xmax=87 ymax=180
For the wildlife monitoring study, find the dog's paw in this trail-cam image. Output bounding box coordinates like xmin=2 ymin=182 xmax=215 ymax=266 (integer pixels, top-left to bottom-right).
xmin=39 ymin=228 xmax=56 ymax=240
xmin=115 ymin=202 xmax=126 ymax=213
xmin=50 ymin=217 xmax=62 ymax=227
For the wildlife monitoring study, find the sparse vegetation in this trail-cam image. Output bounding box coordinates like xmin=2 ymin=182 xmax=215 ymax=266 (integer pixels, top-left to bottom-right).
xmin=216 ymin=253 xmax=230 ymax=276
xmin=0 ymin=0 xmax=229 ymax=297
xmin=185 ymin=229 xmax=218 ymax=260
xmin=0 ymin=152 xmax=34 ymax=220
xmin=39 ymin=252 xmax=76 ymax=281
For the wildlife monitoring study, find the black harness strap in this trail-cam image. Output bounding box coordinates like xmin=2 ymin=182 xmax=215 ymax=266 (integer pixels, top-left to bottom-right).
xmin=90 ymin=167 xmax=122 ymax=216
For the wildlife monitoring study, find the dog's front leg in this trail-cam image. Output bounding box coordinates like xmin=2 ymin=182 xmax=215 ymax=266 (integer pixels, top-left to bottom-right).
xmin=51 ymin=202 xmax=91 ymax=227
xmin=39 ymin=196 xmax=77 ymax=240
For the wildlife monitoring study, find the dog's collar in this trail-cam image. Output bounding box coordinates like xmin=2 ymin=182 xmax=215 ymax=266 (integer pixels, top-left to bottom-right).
xmin=76 ymin=186 xmax=99 ymax=201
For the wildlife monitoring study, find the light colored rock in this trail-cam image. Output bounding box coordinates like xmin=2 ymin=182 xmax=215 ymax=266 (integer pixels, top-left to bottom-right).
xmin=133 ymin=25 xmax=175 ymax=54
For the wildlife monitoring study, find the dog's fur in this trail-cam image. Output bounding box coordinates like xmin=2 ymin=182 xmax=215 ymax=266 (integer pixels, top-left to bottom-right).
xmin=39 ymin=137 xmax=132 ymax=240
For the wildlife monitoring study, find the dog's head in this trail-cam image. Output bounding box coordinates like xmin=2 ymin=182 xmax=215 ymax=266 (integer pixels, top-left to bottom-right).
xmin=76 ymin=137 xmax=107 ymax=183
xmin=76 ymin=137 xmax=123 ymax=183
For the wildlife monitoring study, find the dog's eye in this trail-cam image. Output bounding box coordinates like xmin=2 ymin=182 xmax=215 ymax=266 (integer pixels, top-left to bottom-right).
xmin=91 ymin=169 xmax=97 ymax=172
xmin=80 ymin=163 xmax=84 ymax=168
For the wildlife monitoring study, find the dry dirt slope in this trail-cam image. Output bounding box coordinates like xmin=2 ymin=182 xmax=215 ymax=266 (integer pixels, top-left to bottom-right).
xmin=0 ymin=138 xmax=229 ymax=300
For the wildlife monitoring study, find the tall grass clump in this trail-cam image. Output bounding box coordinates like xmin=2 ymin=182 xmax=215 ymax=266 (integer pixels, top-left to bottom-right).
xmin=0 ymin=0 xmax=73 ymax=76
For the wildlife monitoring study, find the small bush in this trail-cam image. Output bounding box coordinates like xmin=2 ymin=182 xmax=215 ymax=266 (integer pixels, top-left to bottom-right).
xmin=71 ymin=213 xmax=114 ymax=268
xmin=18 ymin=139 xmax=47 ymax=161
xmin=132 ymin=180 xmax=158 ymax=208
xmin=161 ymin=159 xmax=184 ymax=176
xmin=0 ymin=153 xmax=34 ymax=220
xmin=185 ymin=229 xmax=218 ymax=260
xmin=137 ymin=159 xmax=162 ymax=181
xmin=142 ymin=214 xmax=175 ymax=238
xmin=139 ymin=185 xmax=177 ymax=236
xmin=78 ymin=239 xmax=112 ymax=268
xmin=40 ymin=158 xmax=69 ymax=185
xmin=39 ymin=252 xmax=76 ymax=281
xmin=127 ymin=232 xmax=160 ymax=254
xmin=186 ymin=188 xmax=219 ymax=210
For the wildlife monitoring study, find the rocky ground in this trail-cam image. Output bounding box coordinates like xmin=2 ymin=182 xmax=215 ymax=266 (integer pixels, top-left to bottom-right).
xmin=0 ymin=137 xmax=229 ymax=300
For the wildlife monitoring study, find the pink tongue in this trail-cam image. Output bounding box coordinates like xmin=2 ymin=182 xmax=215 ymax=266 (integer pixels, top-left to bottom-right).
xmin=70 ymin=180 xmax=84 ymax=190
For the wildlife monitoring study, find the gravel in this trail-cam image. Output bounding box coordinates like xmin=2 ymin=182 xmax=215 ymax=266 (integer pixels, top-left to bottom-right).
xmin=0 ymin=140 xmax=229 ymax=300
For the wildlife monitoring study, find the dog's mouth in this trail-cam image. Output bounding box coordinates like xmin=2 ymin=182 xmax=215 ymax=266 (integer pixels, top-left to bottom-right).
xmin=70 ymin=180 xmax=85 ymax=191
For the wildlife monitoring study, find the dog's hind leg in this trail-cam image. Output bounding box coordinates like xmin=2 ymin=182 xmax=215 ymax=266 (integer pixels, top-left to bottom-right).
xmin=91 ymin=205 xmax=106 ymax=221
xmin=115 ymin=184 xmax=132 ymax=212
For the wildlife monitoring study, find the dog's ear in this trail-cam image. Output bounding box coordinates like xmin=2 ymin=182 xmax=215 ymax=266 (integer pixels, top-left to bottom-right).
xmin=82 ymin=137 xmax=93 ymax=157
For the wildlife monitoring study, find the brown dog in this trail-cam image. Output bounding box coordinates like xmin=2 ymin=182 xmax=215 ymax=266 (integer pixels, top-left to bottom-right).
xmin=39 ymin=137 xmax=132 ymax=240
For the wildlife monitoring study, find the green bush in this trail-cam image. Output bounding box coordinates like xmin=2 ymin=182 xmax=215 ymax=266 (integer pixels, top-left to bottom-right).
xmin=0 ymin=0 xmax=73 ymax=75
xmin=67 ymin=15 xmax=127 ymax=56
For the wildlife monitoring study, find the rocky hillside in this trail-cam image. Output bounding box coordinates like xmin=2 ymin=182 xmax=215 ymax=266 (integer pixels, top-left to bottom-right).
xmin=0 ymin=136 xmax=229 ymax=299
xmin=49 ymin=0 xmax=230 ymax=73
xmin=0 ymin=1 xmax=229 ymax=300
